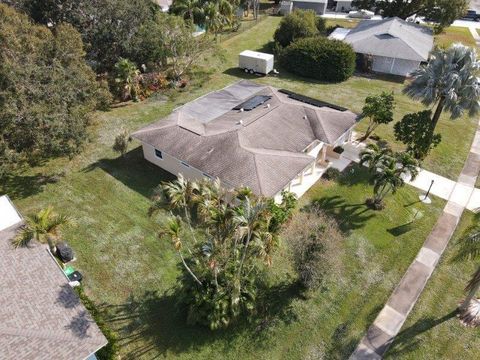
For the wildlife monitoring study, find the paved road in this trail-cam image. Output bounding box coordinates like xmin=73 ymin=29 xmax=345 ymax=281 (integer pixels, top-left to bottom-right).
xmin=321 ymin=13 xmax=480 ymax=29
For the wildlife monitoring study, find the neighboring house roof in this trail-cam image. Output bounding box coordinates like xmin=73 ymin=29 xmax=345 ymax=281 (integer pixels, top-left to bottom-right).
xmin=340 ymin=17 xmax=433 ymax=61
xmin=133 ymin=80 xmax=357 ymax=197
xmin=0 ymin=195 xmax=107 ymax=360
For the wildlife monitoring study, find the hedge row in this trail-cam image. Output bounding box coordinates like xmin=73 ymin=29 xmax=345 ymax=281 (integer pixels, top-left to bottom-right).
xmin=279 ymin=37 xmax=356 ymax=83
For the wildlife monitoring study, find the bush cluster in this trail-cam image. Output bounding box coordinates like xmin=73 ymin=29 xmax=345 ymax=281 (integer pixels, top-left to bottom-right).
xmin=75 ymin=286 xmax=119 ymax=360
xmin=273 ymin=10 xmax=326 ymax=47
xmin=282 ymin=206 xmax=344 ymax=290
xmin=279 ymin=37 xmax=356 ymax=82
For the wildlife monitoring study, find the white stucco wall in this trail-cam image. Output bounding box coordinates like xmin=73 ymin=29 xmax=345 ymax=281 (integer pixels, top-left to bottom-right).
xmin=142 ymin=143 xmax=208 ymax=181
xmin=371 ymin=56 xmax=420 ymax=76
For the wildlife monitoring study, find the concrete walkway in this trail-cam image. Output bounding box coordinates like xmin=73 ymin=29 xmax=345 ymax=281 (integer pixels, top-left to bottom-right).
xmin=342 ymin=140 xmax=478 ymax=209
xmin=349 ymin=120 xmax=480 ymax=359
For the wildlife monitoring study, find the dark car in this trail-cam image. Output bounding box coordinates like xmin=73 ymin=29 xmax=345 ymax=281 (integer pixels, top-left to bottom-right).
xmin=462 ymin=10 xmax=480 ymax=21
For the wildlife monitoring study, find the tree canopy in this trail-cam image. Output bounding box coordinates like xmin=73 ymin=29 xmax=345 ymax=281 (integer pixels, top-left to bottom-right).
xmin=360 ymin=92 xmax=395 ymax=141
xmin=352 ymin=0 xmax=468 ymax=31
xmin=404 ymin=43 xmax=480 ymax=129
xmin=394 ymin=110 xmax=442 ymax=160
xmin=4 ymin=0 xmax=157 ymax=71
xmin=273 ymin=9 xmax=326 ymax=48
xmin=0 ymin=4 xmax=109 ymax=176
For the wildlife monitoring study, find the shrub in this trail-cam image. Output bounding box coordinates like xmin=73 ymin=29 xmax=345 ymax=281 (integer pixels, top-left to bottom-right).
xmin=75 ymin=286 xmax=119 ymax=360
xmin=112 ymin=130 xmax=131 ymax=157
xmin=273 ymin=10 xmax=321 ymax=48
xmin=280 ymin=37 xmax=356 ymax=82
xmin=333 ymin=146 xmax=344 ymax=154
xmin=282 ymin=207 xmax=344 ymax=289
xmin=323 ymin=167 xmax=342 ymax=181
xmin=267 ymin=190 xmax=298 ymax=233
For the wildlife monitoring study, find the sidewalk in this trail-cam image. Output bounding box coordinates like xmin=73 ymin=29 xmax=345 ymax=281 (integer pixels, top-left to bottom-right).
xmin=349 ymin=120 xmax=480 ymax=359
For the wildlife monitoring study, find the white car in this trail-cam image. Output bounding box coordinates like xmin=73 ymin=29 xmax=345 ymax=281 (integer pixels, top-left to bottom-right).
xmin=348 ymin=9 xmax=375 ymax=19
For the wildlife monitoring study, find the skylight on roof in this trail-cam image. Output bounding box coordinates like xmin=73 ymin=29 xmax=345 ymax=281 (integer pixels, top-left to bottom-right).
xmin=233 ymin=95 xmax=271 ymax=111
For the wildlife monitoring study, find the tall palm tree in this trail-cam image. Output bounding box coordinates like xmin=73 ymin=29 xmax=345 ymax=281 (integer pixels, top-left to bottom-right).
xmin=160 ymin=216 xmax=203 ymax=286
xmin=404 ymin=43 xmax=480 ymax=129
xmin=152 ymin=175 xmax=200 ymax=243
xmin=455 ymin=229 xmax=480 ymax=327
xmin=13 ymin=207 xmax=71 ymax=254
xmin=114 ymin=58 xmax=140 ymax=102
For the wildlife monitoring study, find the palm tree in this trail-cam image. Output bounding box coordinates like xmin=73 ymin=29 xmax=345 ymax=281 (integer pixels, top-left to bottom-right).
xmin=404 ymin=43 xmax=480 ymax=129
xmin=366 ymin=152 xmax=417 ymax=209
xmin=160 ymin=216 xmax=203 ymax=286
xmin=395 ymin=151 xmax=419 ymax=181
xmin=170 ymin=0 xmax=205 ymax=26
xmin=455 ymin=229 xmax=480 ymax=327
xmin=359 ymin=143 xmax=393 ymax=174
xmin=114 ymin=58 xmax=140 ymax=102
xmin=151 ymin=175 xmax=200 ymax=243
xmin=13 ymin=207 xmax=70 ymax=254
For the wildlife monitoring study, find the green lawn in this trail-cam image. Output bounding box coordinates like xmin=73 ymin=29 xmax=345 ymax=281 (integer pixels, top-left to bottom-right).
xmin=385 ymin=212 xmax=480 ymax=359
xmin=1 ymin=15 xmax=477 ymax=359
xmin=435 ymin=26 xmax=477 ymax=48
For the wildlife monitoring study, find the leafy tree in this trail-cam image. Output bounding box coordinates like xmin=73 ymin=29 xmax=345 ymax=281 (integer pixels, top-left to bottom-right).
xmin=153 ymin=176 xmax=282 ymax=329
xmin=351 ymin=0 xmax=468 ymax=31
xmin=454 ymin=227 xmax=480 ymax=327
xmin=112 ymin=130 xmax=131 ymax=157
xmin=0 ymin=4 xmax=108 ymax=171
xmin=273 ymin=10 xmax=323 ymax=48
xmin=404 ymin=44 xmax=480 ymax=130
xmin=283 ymin=206 xmax=344 ymax=290
xmin=360 ymin=92 xmax=395 ymax=141
xmin=170 ymin=0 xmax=205 ymax=26
xmin=114 ymin=58 xmax=140 ymax=101
xmin=280 ymin=37 xmax=356 ymax=82
xmin=360 ymin=148 xmax=418 ymax=209
xmin=5 ymin=0 xmax=157 ymax=71
xmin=13 ymin=206 xmax=71 ymax=254
xmin=394 ymin=110 xmax=442 ymax=160
xmin=157 ymin=15 xmax=211 ymax=81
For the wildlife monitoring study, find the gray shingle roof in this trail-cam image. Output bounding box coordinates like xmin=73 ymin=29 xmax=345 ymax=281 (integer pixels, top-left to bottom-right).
xmin=133 ymin=80 xmax=357 ymax=197
xmin=343 ymin=17 xmax=433 ymax=61
xmin=0 ymin=196 xmax=107 ymax=360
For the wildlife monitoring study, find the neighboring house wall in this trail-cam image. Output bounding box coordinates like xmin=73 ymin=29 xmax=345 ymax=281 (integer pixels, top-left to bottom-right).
xmin=292 ymin=1 xmax=327 ymax=14
xmin=371 ymin=55 xmax=420 ymax=76
xmin=142 ymin=143 xmax=210 ymax=181
xmin=335 ymin=0 xmax=353 ymax=12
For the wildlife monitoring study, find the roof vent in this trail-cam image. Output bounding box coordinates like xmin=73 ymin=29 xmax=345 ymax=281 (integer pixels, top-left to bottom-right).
xmin=303 ymin=115 xmax=307 ymax=120
xmin=236 ymin=120 xmax=244 ymax=126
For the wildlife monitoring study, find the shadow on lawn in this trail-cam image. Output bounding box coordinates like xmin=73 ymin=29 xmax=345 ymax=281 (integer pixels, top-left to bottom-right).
xmin=82 ymin=147 xmax=174 ymax=199
xmin=100 ymin=280 xmax=302 ymax=359
xmin=1 ymin=171 xmax=65 ymax=199
xmin=306 ymin=195 xmax=375 ymax=233
xmin=386 ymin=309 xmax=458 ymax=357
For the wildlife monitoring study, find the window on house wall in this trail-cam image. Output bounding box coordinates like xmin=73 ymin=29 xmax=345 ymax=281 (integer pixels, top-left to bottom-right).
xmin=154 ymin=149 xmax=163 ymax=159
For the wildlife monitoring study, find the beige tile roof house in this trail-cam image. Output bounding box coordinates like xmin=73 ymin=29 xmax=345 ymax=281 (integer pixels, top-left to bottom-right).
xmin=133 ymin=81 xmax=358 ymax=198
xmin=0 ymin=195 xmax=107 ymax=360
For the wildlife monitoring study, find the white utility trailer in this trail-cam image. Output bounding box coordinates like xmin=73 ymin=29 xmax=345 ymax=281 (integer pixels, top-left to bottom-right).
xmin=239 ymin=50 xmax=274 ymax=75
